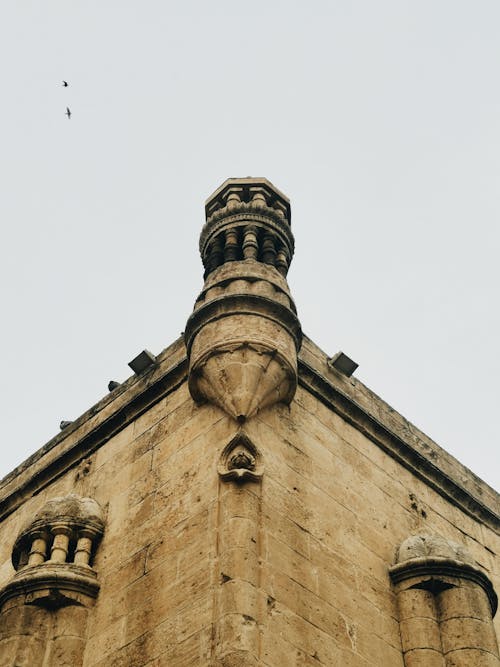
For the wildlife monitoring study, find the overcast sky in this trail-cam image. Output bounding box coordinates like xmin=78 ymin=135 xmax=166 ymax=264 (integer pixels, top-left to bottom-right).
xmin=1 ymin=1 xmax=499 ymax=492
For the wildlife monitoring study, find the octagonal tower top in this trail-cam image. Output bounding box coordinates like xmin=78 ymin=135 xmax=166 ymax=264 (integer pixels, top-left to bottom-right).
xmin=199 ymin=177 xmax=294 ymax=279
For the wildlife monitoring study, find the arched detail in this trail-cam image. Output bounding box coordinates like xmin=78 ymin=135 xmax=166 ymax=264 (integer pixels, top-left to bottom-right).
xmin=218 ymin=432 xmax=263 ymax=483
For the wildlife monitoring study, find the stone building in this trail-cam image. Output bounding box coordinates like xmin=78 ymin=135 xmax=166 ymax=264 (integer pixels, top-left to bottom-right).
xmin=0 ymin=178 xmax=498 ymax=666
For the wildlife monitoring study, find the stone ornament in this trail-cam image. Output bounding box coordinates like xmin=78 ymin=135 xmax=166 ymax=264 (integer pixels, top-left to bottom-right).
xmin=390 ymin=533 xmax=497 ymax=615
xmin=218 ymin=433 xmax=263 ymax=483
xmin=185 ymin=178 xmax=302 ymax=423
xmin=0 ymin=494 xmax=105 ymax=610
xmin=390 ymin=533 xmax=499 ymax=666
xmin=200 ymin=178 xmax=294 ymax=279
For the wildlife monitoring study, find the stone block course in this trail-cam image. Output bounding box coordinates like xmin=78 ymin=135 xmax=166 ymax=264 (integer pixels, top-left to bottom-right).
xmin=0 ymin=313 xmax=498 ymax=666
xmin=1 ymin=180 xmax=496 ymax=665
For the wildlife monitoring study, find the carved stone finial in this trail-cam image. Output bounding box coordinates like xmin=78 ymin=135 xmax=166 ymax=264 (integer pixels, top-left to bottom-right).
xmin=185 ymin=178 xmax=302 ymax=422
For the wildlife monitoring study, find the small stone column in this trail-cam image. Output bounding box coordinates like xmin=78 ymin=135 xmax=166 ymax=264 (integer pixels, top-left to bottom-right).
xmin=27 ymin=530 xmax=48 ymax=567
xmin=438 ymin=583 xmax=500 ymax=666
xmin=395 ymin=586 xmax=445 ymax=667
xmin=243 ymin=226 xmax=259 ymax=260
xmin=74 ymin=528 xmax=96 ymax=567
xmin=213 ymin=434 xmax=264 ymax=666
xmin=50 ymin=523 xmax=72 ymax=563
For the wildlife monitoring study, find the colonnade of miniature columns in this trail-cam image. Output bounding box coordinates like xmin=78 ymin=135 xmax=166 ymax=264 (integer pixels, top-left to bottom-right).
xmin=26 ymin=524 xmax=98 ymax=567
xmin=0 ymin=495 xmax=103 ymax=667
xmin=395 ymin=577 xmax=499 ymax=666
xmin=204 ymin=225 xmax=291 ymax=277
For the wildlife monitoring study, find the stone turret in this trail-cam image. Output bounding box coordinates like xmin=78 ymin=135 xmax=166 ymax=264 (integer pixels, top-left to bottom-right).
xmin=185 ymin=177 xmax=302 ymax=422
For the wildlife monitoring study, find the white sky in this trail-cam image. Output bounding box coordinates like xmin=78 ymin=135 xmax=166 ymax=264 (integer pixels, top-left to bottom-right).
xmin=1 ymin=1 xmax=499 ymax=492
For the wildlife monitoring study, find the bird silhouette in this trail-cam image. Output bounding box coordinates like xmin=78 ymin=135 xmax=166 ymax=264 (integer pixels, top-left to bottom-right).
xmin=66 ymin=107 xmax=71 ymax=119
xmin=62 ymin=80 xmax=68 ymax=87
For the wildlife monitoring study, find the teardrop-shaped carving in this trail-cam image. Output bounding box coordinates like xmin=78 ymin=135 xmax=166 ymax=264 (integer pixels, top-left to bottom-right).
xmin=190 ymin=342 xmax=296 ymax=422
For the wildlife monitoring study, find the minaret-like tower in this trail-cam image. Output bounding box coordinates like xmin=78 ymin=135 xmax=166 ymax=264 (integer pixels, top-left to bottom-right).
xmin=185 ymin=178 xmax=302 ymax=422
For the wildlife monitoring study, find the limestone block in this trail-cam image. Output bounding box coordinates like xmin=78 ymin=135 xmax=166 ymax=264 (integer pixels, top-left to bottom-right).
xmin=396 ymin=587 xmax=437 ymax=620
xmin=438 ymin=583 xmax=493 ymax=621
xmin=403 ymin=648 xmax=446 ymax=667
xmin=219 ymin=516 xmax=259 ymax=551
xmin=44 ymin=635 xmax=85 ymax=666
xmin=217 ymin=650 xmax=260 ymax=667
xmin=443 ymin=648 xmax=500 ymax=666
xmin=219 ymin=547 xmax=259 ymax=587
xmin=214 ymin=612 xmax=259 ymax=659
xmin=264 ymin=608 xmax=345 ymax=665
xmin=399 ymin=617 xmax=442 ymax=651
xmin=440 ymin=616 xmax=499 ymax=654
xmin=0 ymin=635 xmax=45 ymax=667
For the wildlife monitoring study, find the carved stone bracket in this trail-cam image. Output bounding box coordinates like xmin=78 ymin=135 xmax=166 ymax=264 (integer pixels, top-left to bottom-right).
xmin=1 ymin=494 xmax=105 ymax=611
xmin=218 ymin=433 xmax=263 ymax=483
xmin=390 ymin=533 xmax=500 ymax=667
xmin=390 ymin=555 xmax=498 ymax=616
xmin=0 ymin=562 xmax=99 ymax=610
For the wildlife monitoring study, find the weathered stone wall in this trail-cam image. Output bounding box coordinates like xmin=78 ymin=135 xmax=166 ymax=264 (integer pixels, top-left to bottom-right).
xmin=246 ymin=387 xmax=499 ymax=665
xmin=0 ymin=338 xmax=498 ymax=666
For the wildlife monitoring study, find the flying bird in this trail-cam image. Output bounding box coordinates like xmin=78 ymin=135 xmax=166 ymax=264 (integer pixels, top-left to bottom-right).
xmin=66 ymin=107 xmax=71 ymax=119
xmin=62 ymin=80 xmax=68 ymax=87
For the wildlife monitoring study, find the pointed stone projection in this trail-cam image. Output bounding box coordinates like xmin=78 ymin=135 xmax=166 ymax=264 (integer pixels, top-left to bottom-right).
xmin=185 ymin=178 xmax=302 ymax=422
xmin=218 ymin=431 xmax=264 ymax=483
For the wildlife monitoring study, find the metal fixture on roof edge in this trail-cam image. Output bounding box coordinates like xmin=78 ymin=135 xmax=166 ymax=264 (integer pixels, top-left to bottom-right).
xmin=128 ymin=350 xmax=157 ymax=375
xmin=328 ymin=351 xmax=358 ymax=377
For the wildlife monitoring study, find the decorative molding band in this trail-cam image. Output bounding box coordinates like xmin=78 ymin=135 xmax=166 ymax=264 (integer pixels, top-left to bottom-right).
xmin=0 ymin=563 xmax=99 ymax=610
xmin=0 ymin=357 xmax=188 ymax=524
xmin=0 ymin=347 xmax=497 ymax=539
xmin=196 ymin=264 xmax=297 ymax=315
xmin=297 ymin=359 xmax=500 ymax=532
xmin=184 ymin=294 xmax=302 ymax=356
xmin=389 ymin=556 xmax=498 ymax=616
xmin=200 ymin=212 xmax=294 ymax=260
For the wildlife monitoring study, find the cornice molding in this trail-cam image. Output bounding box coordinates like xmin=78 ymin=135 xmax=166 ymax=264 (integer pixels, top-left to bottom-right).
xmin=200 ymin=210 xmax=294 ymax=260
xmin=0 ymin=340 xmax=497 ymax=534
xmin=184 ymin=293 xmax=302 ymax=355
xmin=297 ymin=358 xmax=500 ymax=532
xmin=0 ymin=356 xmax=188 ymax=524
xmin=0 ymin=563 xmax=99 ymax=610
